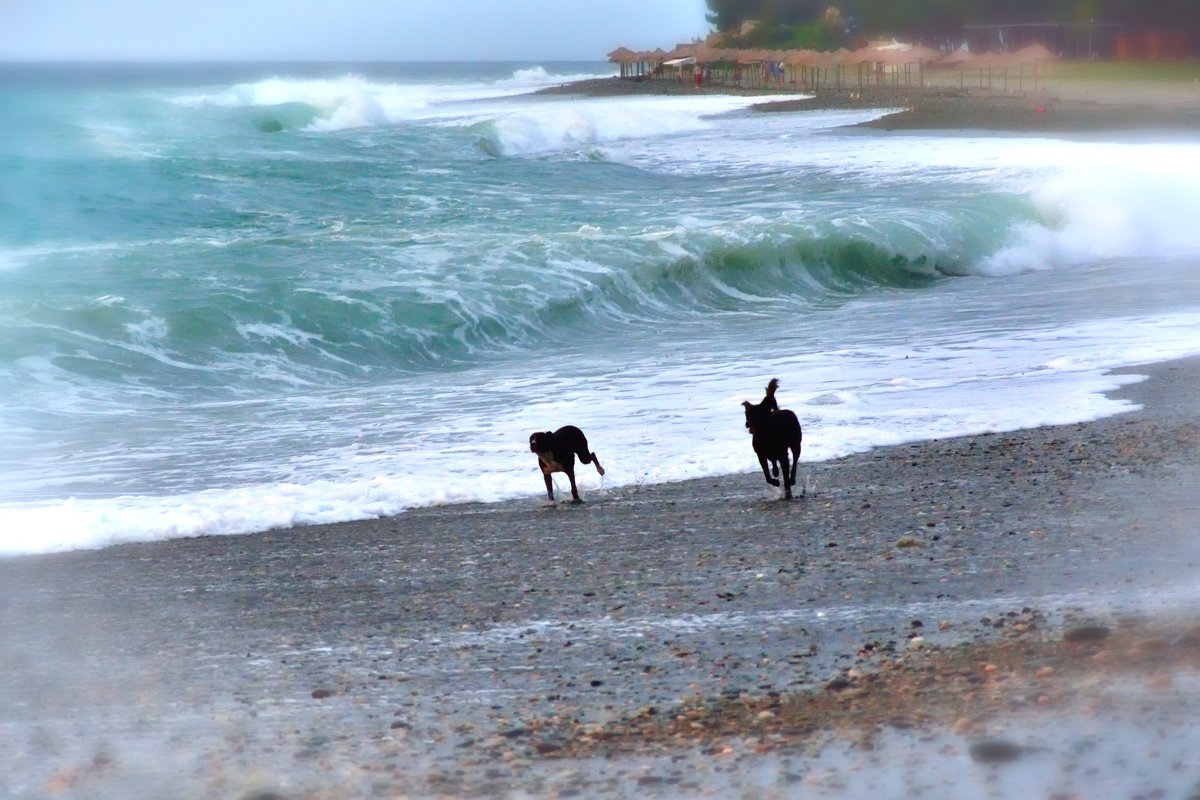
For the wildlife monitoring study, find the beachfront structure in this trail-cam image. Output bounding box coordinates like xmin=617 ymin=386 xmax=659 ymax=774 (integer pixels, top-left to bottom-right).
xmin=607 ymin=41 xmax=1058 ymax=94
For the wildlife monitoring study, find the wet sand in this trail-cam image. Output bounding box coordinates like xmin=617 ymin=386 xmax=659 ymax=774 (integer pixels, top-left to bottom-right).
xmin=537 ymin=73 xmax=1200 ymax=132
xmin=3 ymin=357 xmax=1200 ymax=798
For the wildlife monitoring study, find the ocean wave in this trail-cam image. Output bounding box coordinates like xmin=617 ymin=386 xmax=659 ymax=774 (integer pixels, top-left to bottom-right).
xmin=473 ymin=94 xmax=800 ymax=157
xmin=8 ymin=157 xmax=1192 ymax=399
xmin=0 ymin=225 xmax=965 ymax=409
xmin=492 ymin=65 xmax=614 ymax=90
xmin=167 ymin=67 xmax=616 ymax=132
xmin=980 ymin=151 xmax=1200 ymax=275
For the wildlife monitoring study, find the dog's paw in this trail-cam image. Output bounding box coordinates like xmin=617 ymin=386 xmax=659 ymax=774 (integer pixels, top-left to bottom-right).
xmin=767 ymin=478 xmax=781 ymax=487
xmin=596 ymin=466 xmax=605 ymax=476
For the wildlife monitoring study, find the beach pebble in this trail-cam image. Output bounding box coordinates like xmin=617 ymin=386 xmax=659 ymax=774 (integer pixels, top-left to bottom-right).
xmin=968 ymin=740 xmax=1024 ymax=764
xmin=1146 ymin=673 xmax=1172 ymax=691
xmin=1063 ymin=625 xmax=1111 ymax=643
xmin=1133 ymin=636 xmax=1170 ymax=654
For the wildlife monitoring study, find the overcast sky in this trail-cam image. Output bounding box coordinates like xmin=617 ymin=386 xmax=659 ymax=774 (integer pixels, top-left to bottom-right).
xmin=1 ymin=0 xmax=711 ymax=61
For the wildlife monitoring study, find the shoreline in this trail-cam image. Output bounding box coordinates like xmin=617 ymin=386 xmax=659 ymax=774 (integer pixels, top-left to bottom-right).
xmin=537 ymin=74 xmax=1200 ymax=133
xmin=4 ymin=356 xmax=1200 ymax=797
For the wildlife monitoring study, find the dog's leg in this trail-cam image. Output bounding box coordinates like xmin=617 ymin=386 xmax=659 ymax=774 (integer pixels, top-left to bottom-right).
xmin=566 ymin=468 xmax=583 ymax=503
xmin=543 ymin=472 xmax=556 ymax=502
xmin=786 ymin=444 xmax=801 ymax=499
xmin=578 ymin=449 xmax=605 ymax=476
xmin=758 ymin=454 xmax=780 ymax=487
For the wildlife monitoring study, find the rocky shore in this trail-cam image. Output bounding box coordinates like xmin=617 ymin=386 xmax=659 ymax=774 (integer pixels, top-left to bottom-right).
xmin=3 ymin=358 xmax=1200 ymax=798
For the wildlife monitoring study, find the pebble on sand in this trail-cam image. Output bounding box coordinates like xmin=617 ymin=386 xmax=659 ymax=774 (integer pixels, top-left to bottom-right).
xmin=968 ymin=740 xmax=1024 ymax=764
xmin=1062 ymin=625 xmax=1111 ymax=643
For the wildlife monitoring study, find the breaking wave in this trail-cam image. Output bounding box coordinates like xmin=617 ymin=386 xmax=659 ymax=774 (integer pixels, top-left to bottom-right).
xmin=168 ymin=66 xmax=616 ymax=131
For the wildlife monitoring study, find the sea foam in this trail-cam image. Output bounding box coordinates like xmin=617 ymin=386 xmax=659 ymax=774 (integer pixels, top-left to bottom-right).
xmin=981 ymin=147 xmax=1200 ymax=274
xmin=169 ymin=67 xmax=617 ymax=131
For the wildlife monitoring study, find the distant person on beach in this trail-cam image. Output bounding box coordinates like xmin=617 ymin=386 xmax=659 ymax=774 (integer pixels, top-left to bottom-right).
xmin=694 ymin=67 xmax=703 ymax=88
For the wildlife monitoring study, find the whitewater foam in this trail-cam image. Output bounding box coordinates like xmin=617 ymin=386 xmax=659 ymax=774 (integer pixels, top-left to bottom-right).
xmin=474 ymin=93 xmax=803 ymax=157
xmin=168 ymin=66 xmax=617 ymax=131
xmin=980 ymin=149 xmax=1200 ymax=274
xmin=7 ymin=308 xmax=1200 ymax=556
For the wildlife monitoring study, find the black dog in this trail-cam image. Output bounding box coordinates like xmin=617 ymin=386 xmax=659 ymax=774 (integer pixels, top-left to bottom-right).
xmin=742 ymin=378 xmax=803 ymax=499
xmin=529 ymin=426 xmax=605 ymax=504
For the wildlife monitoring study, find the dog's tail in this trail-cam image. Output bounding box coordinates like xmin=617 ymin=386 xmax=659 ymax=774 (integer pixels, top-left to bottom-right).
xmin=765 ymin=378 xmax=779 ymax=400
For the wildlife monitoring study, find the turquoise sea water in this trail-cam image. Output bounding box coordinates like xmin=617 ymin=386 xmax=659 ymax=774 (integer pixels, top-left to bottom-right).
xmin=3 ymin=61 xmax=1200 ymax=554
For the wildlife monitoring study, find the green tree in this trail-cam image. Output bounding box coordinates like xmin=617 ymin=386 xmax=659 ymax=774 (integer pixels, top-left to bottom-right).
xmin=706 ymin=0 xmax=1200 ymax=52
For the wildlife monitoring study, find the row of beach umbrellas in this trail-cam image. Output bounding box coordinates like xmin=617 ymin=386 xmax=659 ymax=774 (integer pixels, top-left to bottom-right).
xmin=607 ymin=42 xmax=1057 ymax=69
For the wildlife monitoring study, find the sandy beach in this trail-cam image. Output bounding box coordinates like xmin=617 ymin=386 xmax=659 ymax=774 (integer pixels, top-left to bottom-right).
xmin=3 ymin=352 xmax=1200 ymax=799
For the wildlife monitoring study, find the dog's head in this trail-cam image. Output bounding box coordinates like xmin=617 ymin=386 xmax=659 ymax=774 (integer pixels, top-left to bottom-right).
xmin=742 ymin=378 xmax=781 ymax=434
xmin=529 ymin=431 xmax=553 ymax=453
xmin=742 ymin=400 xmax=769 ymax=434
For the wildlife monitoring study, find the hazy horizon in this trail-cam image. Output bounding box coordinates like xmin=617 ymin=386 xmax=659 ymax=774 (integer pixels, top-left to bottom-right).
xmin=1 ymin=0 xmax=710 ymax=62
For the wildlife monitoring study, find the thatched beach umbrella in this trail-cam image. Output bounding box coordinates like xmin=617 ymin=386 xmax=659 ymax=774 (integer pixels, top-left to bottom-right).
xmin=900 ymin=45 xmax=944 ymax=88
xmin=959 ymin=50 xmax=1011 ymax=91
xmin=822 ymin=48 xmax=854 ymax=90
xmin=783 ymin=49 xmax=820 ymax=89
xmin=607 ymin=46 xmax=636 ymax=78
xmin=1005 ymin=43 xmax=1057 ymax=91
xmin=665 ymin=43 xmax=697 ymax=60
xmin=934 ymin=47 xmax=981 ymax=89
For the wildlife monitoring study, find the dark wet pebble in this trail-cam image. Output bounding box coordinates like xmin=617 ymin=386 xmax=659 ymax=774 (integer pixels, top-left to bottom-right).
xmin=969 ymin=740 xmax=1024 ymax=764
xmin=1062 ymin=625 xmax=1111 ymax=643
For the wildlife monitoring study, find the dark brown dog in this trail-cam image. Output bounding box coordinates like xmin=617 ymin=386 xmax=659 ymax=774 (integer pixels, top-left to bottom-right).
xmin=742 ymin=378 xmax=803 ymax=499
xmin=529 ymin=425 xmax=605 ymax=504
